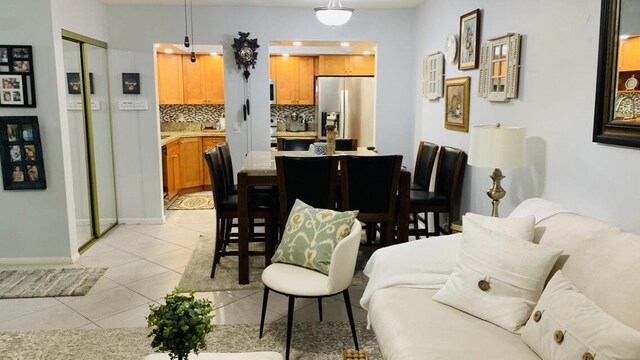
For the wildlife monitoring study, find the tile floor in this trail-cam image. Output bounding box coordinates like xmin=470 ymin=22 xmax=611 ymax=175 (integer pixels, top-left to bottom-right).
xmin=0 ymin=209 xmax=368 ymax=331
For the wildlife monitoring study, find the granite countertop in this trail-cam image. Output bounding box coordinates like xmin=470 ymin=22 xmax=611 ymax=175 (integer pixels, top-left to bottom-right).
xmin=161 ymin=130 xmax=226 ymax=146
xmin=275 ymin=131 xmax=317 ymax=138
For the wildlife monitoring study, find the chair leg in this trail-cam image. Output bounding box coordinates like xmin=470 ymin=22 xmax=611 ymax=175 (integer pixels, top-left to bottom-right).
xmin=433 ymin=212 xmax=440 ymax=235
xmin=343 ymin=290 xmax=359 ymax=350
xmin=264 ymin=215 xmax=272 ymax=267
xmin=412 ymin=212 xmax=421 ymax=239
xmin=366 ymin=223 xmax=375 ymax=244
xmin=285 ymin=296 xmax=295 ymax=360
xmin=317 ymin=298 xmax=323 ymax=321
xmin=259 ymin=287 xmax=269 ymax=338
xmin=211 ymin=217 xmax=224 ymax=278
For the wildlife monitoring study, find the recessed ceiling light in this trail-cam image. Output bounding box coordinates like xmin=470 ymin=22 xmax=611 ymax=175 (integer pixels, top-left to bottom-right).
xmin=164 ymin=49 xmax=173 ymax=54
xmin=373 ymin=47 xmax=377 ymax=51
xmin=292 ymin=41 xmax=302 ymax=46
xmin=154 ymin=44 xmax=160 ymax=48
xmin=341 ymin=42 xmax=350 ymax=47
xmin=282 ymin=53 xmax=290 ymax=57
xmin=363 ymin=51 xmax=371 ymax=56
xmin=620 ymin=34 xmax=631 ymax=40
xmin=210 ymin=52 xmax=218 ymax=56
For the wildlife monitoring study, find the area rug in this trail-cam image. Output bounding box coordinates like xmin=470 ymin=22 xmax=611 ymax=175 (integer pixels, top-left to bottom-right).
xmin=0 ymin=268 xmax=106 ymax=299
xmin=0 ymin=321 xmax=381 ymax=360
xmin=177 ymin=235 xmax=368 ymax=292
xmin=167 ymin=192 xmax=214 ymax=210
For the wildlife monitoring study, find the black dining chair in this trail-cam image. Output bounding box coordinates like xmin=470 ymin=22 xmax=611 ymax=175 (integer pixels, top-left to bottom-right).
xmin=277 ymin=138 xmax=315 ymax=151
xmin=335 ymin=138 xmax=358 ymax=151
xmin=410 ymin=141 xmax=439 ymax=233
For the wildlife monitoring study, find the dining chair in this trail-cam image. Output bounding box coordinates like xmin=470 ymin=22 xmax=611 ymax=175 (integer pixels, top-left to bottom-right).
xmin=204 ymin=147 xmax=276 ymax=278
xmin=340 ymin=155 xmax=403 ymax=247
xmin=275 ymin=155 xmax=339 ymax=234
xmin=259 ymin=221 xmax=362 ymax=360
xmin=335 ymin=138 xmax=358 ymax=151
xmin=277 ymin=138 xmax=315 ymax=151
xmin=410 ymin=141 xmax=439 ymax=234
xmin=408 ymin=146 xmax=467 ymax=237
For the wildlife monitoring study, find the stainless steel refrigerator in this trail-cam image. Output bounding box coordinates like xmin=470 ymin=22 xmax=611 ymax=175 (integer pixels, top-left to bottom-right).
xmin=316 ymin=77 xmax=376 ymax=148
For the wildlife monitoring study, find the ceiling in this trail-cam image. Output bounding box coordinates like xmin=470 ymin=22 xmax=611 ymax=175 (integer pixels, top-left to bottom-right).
xmin=100 ymin=0 xmax=425 ymax=9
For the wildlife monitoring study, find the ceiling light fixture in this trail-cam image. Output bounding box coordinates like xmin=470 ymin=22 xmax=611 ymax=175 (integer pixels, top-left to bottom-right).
xmin=363 ymin=51 xmax=371 ymax=55
xmin=282 ymin=53 xmax=290 ymax=57
xmin=164 ymin=49 xmax=173 ymax=54
xmin=210 ymin=52 xmax=218 ymax=56
xmin=340 ymin=42 xmax=350 ymax=47
xmin=315 ymin=0 xmax=354 ymax=28
xmin=183 ymin=0 xmax=190 ymax=47
xmin=189 ymin=0 xmax=196 ymax=62
xmin=293 ymin=41 xmax=302 ymax=46
xmin=620 ymin=34 xmax=631 ymax=40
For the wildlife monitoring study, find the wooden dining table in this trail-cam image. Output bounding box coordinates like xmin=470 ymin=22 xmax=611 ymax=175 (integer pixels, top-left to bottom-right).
xmin=235 ymin=150 xmax=411 ymax=284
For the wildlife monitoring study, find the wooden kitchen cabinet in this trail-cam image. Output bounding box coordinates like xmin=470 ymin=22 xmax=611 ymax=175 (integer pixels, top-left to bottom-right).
xmin=272 ymin=55 xmax=315 ymax=105
xmin=157 ymin=53 xmax=184 ymax=104
xmin=165 ymin=141 xmax=181 ymax=199
xmin=318 ymin=55 xmax=375 ymax=76
xmin=178 ymin=137 xmax=203 ymax=189
xmin=202 ymin=136 xmax=225 ymax=186
xmin=183 ymin=55 xmax=225 ymax=104
xmin=619 ymin=37 xmax=640 ymax=72
xmin=202 ymin=55 xmax=225 ymax=104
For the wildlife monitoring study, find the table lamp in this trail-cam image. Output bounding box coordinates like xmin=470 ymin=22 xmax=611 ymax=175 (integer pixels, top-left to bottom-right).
xmin=468 ymin=124 xmax=526 ymax=217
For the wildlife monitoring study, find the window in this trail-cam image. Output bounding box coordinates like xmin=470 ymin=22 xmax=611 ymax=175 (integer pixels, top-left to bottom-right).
xmin=423 ymin=52 xmax=444 ymax=100
xmin=479 ymin=33 xmax=521 ymax=102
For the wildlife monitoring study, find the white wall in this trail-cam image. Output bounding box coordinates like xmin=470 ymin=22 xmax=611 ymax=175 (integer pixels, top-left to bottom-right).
xmin=414 ymin=0 xmax=640 ymax=233
xmin=105 ymin=5 xmax=417 ymax=222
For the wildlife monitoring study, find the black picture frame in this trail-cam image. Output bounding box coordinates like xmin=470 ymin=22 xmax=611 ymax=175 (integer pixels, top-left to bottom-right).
xmin=0 ymin=45 xmax=36 ymax=108
xmin=122 ymin=72 xmax=140 ymax=94
xmin=458 ymin=9 xmax=481 ymax=70
xmin=66 ymin=72 xmax=94 ymax=95
xmin=0 ymin=116 xmax=46 ymax=190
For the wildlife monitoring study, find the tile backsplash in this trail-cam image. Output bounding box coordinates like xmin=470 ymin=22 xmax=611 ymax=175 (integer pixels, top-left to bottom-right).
xmin=271 ymin=105 xmax=316 ymax=124
xmin=160 ymin=104 xmax=225 ymax=123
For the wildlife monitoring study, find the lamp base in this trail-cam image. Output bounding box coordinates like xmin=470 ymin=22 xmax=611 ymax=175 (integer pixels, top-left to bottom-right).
xmin=486 ymin=168 xmax=506 ymax=217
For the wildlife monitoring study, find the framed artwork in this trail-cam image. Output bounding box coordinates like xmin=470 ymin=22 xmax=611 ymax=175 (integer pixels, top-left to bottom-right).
xmin=66 ymin=72 xmax=94 ymax=94
xmin=478 ymin=33 xmax=522 ymax=102
xmin=122 ymin=73 xmax=140 ymax=94
xmin=0 ymin=45 xmax=36 ymax=107
xmin=423 ymin=52 xmax=444 ymax=100
xmin=0 ymin=116 xmax=46 ymax=190
xmin=444 ymin=77 xmax=470 ymax=132
xmin=458 ymin=9 xmax=481 ymax=70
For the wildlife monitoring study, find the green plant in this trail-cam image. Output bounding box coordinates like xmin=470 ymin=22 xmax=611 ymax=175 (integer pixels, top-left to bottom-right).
xmin=147 ymin=288 xmax=215 ymax=360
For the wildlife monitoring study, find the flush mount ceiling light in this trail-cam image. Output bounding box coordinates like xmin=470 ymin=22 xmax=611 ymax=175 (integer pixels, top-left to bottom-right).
xmin=315 ymin=0 xmax=354 ymax=28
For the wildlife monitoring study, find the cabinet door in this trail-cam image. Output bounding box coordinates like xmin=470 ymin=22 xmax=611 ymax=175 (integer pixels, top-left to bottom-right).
xmin=202 ymin=55 xmax=225 ymax=104
xmin=269 ymin=56 xmax=276 ymax=80
xmin=157 ymin=53 xmax=184 ymax=104
xmin=274 ymin=56 xmax=298 ymax=104
xmin=619 ymin=37 xmax=640 ymax=72
xmin=179 ymin=137 xmax=203 ymax=188
xmin=297 ymin=57 xmax=315 ymax=105
xmin=318 ymin=55 xmax=348 ymax=76
xmin=201 ymin=136 xmax=224 ymax=186
xmin=349 ymin=55 xmax=375 ymax=76
xmin=182 ymin=55 xmax=205 ymax=104
xmin=166 ymin=141 xmax=181 ymax=199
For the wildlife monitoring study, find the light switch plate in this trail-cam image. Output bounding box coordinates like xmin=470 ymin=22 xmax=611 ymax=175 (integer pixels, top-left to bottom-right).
xmin=232 ymin=121 xmax=241 ymax=134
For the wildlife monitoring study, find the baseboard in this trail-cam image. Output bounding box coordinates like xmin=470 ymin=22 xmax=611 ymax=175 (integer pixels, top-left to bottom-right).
xmin=0 ymin=255 xmax=78 ymax=265
xmin=118 ymin=217 xmax=165 ymax=225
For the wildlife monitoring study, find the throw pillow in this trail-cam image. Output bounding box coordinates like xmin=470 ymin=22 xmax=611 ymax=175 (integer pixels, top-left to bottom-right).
xmin=271 ymin=199 xmax=358 ymax=275
xmin=521 ymin=271 xmax=640 ymax=359
xmin=432 ymin=216 xmax=563 ymax=332
xmin=464 ymin=212 xmax=535 ymax=242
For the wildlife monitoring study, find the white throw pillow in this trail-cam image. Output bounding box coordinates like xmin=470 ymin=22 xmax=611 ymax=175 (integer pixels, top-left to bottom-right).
xmin=432 ymin=216 xmax=563 ymax=332
xmin=464 ymin=213 xmax=535 ymax=242
xmin=521 ymin=271 xmax=640 ymax=360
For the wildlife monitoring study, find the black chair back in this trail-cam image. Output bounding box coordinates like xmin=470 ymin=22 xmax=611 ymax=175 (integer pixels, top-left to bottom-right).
xmin=204 ymin=147 xmax=226 ymax=210
xmin=434 ymin=146 xmax=467 ymax=224
xmin=341 ymin=155 xmax=403 ymax=213
xmin=278 ymin=138 xmax=315 ymax=151
xmin=413 ymin=141 xmax=439 ymax=189
xmin=218 ymin=142 xmax=235 ymax=193
xmin=335 ymin=139 xmax=357 ymax=151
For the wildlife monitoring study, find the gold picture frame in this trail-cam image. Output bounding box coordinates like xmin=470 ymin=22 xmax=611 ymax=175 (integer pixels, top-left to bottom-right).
xmin=444 ymin=77 xmax=470 ymax=132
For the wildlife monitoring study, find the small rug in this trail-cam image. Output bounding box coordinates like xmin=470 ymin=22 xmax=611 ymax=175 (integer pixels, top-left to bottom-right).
xmin=167 ymin=192 xmax=214 ymax=210
xmin=0 ymin=268 xmax=106 ymax=299
xmin=0 ymin=321 xmax=381 ymax=360
xmin=178 ymin=235 xmax=368 ymax=292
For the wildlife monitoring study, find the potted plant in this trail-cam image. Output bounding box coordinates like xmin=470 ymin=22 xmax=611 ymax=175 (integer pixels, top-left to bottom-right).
xmin=147 ymin=288 xmax=215 ymax=360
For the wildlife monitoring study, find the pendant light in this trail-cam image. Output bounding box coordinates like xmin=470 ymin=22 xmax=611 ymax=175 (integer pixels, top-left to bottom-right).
xmin=183 ymin=0 xmax=190 ymax=47
xmin=314 ymin=0 xmax=354 ymax=28
xmin=189 ymin=0 xmax=196 ymax=62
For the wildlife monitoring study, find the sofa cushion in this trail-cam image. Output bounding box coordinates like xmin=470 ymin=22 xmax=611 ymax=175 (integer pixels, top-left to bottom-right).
xmin=464 ymin=212 xmax=535 ymax=242
xmin=521 ymin=271 xmax=640 ymax=360
xmin=369 ymin=287 xmax=540 ymax=360
xmin=432 ymin=216 xmax=563 ymax=332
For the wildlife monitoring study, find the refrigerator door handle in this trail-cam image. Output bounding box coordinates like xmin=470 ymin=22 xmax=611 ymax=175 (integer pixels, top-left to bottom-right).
xmin=341 ymin=89 xmax=348 ymax=138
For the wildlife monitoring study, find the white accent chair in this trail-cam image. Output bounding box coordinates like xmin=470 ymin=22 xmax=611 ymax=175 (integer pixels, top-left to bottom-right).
xmin=259 ymin=221 xmax=362 ymax=360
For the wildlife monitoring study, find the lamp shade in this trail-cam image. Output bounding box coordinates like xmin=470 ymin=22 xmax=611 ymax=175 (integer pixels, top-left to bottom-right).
xmin=468 ymin=124 xmax=527 ymax=169
xmin=314 ymin=0 xmax=354 ymax=27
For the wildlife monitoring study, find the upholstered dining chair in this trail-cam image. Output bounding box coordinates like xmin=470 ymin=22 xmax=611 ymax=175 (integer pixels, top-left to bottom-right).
xmin=408 ymin=146 xmax=467 ymax=237
xmin=259 ymin=221 xmax=362 ymax=360
xmin=340 ymin=155 xmax=403 ymax=247
xmin=277 ymin=138 xmax=315 ymax=151
xmin=410 ymin=141 xmax=439 ymax=233
xmin=335 ymin=138 xmax=358 ymax=151
xmin=204 ymin=147 xmax=276 ymax=278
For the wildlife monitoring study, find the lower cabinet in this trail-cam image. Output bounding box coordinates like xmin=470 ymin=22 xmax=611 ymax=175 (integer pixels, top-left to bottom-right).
xmin=166 ymin=141 xmax=181 ymax=199
xmin=202 ymin=136 xmax=225 ymax=186
xmin=179 ymin=137 xmax=203 ymax=189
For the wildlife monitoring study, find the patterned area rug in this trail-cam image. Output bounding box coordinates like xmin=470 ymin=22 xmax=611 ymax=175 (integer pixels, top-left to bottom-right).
xmin=0 ymin=321 xmax=381 ymax=360
xmin=167 ymin=192 xmax=214 ymax=210
xmin=0 ymin=268 xmax=106 ymax=299
xmin=177 ymin=235 xmax=368 ymax=292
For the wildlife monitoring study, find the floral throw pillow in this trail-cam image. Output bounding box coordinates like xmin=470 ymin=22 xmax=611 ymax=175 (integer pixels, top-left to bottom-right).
xmin=271 ymin=199 xmax=358 ymax=275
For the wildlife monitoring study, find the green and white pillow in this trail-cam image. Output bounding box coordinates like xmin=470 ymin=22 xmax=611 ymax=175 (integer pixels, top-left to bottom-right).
xmin=271 ymin=199 xmax=358 ymax=275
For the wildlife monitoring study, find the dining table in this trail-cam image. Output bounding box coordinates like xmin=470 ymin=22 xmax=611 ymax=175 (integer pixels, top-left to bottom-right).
xmin=235 ymin=150 xmax=411 ymax=284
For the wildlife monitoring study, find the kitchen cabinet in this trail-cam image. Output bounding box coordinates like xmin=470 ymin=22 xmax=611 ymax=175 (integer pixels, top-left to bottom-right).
xmin=272 ymin=56 xmax=315 ymax=105
xmin=183 ymin=55 xmax=225 ymax=104
xmin=157 ymin=53 xmax=184 ymax=104
xmin=202 ymin=136 xmax=225 ymax=186
xmin=179 ymin=137 xmax=203 ymax=189
xmin=318 ymin=55 xmax=375 ymax=76
xmin=165 ymin=141 xmax=181 ymax=199
xmin=619 ymin=37 xmax=640 ymax=72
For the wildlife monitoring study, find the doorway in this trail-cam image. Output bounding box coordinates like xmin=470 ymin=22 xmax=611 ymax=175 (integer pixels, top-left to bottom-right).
xmin=62 ymin=30 xmax=118 ymax=249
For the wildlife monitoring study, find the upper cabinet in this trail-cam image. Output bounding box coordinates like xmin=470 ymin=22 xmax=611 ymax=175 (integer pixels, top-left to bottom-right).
xmin=318 ymin=55 xmax=375 ymax=76
xmin=272 ymin=56 xmax=315 ymax=105
xmin=618 ymin=37 xmax=640 ymax=72
xmin=157 ymin=53 xmax=224 ymax=105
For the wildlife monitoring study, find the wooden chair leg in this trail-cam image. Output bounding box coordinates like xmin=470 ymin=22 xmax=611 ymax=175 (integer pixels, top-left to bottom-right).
xmin=259 ymin=287 xmax=269 ymax=338
xmin=317 ymin=298 xmax=323 ymax=321
xmin=285 ymin=296 xmax=295 ymax=360
xmin=211 ymin=217 xmax=224 ymax=278
xmin=343 ymin=290 xmax=359 ymax=350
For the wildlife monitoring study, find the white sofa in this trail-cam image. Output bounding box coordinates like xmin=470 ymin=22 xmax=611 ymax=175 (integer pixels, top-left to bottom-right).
xmin=362 ymin=199 xmax=640 ymax=359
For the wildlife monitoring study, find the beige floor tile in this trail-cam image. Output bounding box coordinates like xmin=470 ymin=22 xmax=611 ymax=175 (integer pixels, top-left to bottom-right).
xmin=175 ymin=222 xmax=217 ymax=237
xmin=175 ymin=210 xmax=216 ymax=224
xmin=56 ymin=276 xmax=121 ymax=305
xmin=0 ymin=297 xmax=61 ymax=323
xmin=226 ymin=289 xmax=262 ymax=300
xmin=126 ymin=223 xmax=206 ymax=249
xmin=188 ymin=291 xmax=243 ymax=309
xmin=275 ymin=297 xmax=368 ymax=323
xmin=125 ymin=271 xmax=182 ymax=301
xmin=95 ymin=302 xmax=154 ymax=329
xmin=243 ymin=289 xmax=315 ymax=316
xmin=63 ymin=286 xmax=150 ymax=322
xmin=77 ymin=247 xmax=141 ymax=268
xmin=80 ymin=242 xmax=116 ymax=257
xmin=102 ymin=231 xmax=185 ymax=259
xmin=146 ymin=248 xmax=193 ymax=270
xmin=104 ymin=259 xmax=171 ymax=285
xmin=77 ymin=322 xmax=100 ymax=329
xmin=0 ymin=304 xmax=90 ymax=331
xmin=173 ymin=266 xmax=186 ymax=274
xmin=212 ymin=298 xmax=280 ymax=325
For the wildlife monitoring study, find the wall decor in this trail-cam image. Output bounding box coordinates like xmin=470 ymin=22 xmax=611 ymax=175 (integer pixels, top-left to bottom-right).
xmin=0 ymin=45 xmax=36 ymax=107
xmin=122 ymin=73 xmax=140 ymax=94
xmin=0 ymin=116 xmax=46 ymax=190
xmin=458 ymin=9 xmax=481 ymax=70
xmin=444 ymin=33 xmax=458 ymax=63
xmin=423 ymin=52 xmax=444 ymax=100
xmin=232 ymin=32 xmax=260 ymax=81
xmin=478 ymin=33 xmax=522 ymax=102
xmin=66 ymin=72 xmax=94 ymax=95
xmin=444 ymin=77 xmax=470 ymax=132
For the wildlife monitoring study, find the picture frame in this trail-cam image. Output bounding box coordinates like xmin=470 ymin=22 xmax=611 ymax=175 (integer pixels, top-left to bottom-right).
xmin=423 ymin=52 xmax=444 ymax=100
xmin=67 ymin=72 xmax=94 ymax=95
xmin=444 ymin=77 xmax=470 ymax=132
xmin=458 ymin=9 xmax=481 ymax=70
xmin=0 ymin=116 xmax=46 ymax=190
xmin=122 ymin=72 xmax=140 ymax=94
xmin=0 ymin=45 xmax=36 ymax=107
xmin=478 ymin=33 xmax=522 ymax=102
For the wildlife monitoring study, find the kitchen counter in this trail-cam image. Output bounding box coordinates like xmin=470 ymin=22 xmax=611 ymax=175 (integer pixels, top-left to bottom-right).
xmin=275 ymin=131 xmax=317 ymax=138
xmin=161 ymin=130 xmax=225 ymax=146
